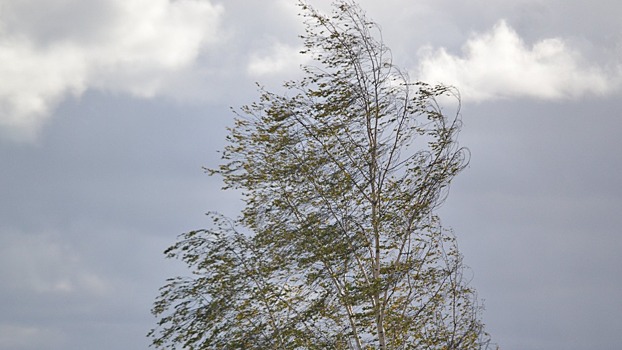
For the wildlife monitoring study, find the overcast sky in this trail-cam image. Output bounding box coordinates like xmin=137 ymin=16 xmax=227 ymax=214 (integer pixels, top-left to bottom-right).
xmin=1 ymin=0 xmax=621 ymax=349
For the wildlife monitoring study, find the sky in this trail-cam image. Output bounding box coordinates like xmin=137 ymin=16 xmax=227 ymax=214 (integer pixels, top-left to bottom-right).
xmin=1 ymin=0 xmax=621 ymax=349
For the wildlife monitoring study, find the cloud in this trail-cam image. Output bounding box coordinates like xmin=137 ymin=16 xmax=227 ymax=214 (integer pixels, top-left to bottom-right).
xmin=0 ymin=324 xmax=64 ymax=350
xmin=417 ymin=20 xmax=620 ymax=102
xmin=0 ymin=230 xmax=110 ymax=296
xmin=0 ymin=0 xmax=223 ymax=141
xmin=247 ymin=42 xmax=308 ymax=77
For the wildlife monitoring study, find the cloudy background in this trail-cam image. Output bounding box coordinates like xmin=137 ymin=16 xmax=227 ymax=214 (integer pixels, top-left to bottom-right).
xmin=1 ymin=0 xmax=621 ymax=349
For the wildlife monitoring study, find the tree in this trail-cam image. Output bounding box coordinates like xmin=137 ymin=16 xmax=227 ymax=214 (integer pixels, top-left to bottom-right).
xmin=150 ymin=1 xmax=494 ymax=349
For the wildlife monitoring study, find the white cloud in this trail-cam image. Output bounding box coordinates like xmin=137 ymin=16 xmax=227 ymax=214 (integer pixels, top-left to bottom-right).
xmin=417 ymin=20 xmax=620 ymax=102
xmin=0 ymin=0 xmax=223 ymax=141
xmin=247 ymin=42 xmax=308 ymax=77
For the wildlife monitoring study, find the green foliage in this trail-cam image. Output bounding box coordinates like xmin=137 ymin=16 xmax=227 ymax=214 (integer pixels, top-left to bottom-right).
xmin=150 ymin=1 xmax=495 ymax=349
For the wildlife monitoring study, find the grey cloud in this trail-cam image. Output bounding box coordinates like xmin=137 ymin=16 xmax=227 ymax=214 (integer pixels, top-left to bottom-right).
xmin=2 ymin=1 xmax=622 ymax=350
xmin=0 ymin=92 xmax=234 ymax=349
xmin=439 ymin=98 xmax=622 ymax=350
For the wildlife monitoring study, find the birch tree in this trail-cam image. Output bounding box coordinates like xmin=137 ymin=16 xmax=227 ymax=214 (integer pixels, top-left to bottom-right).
xmin=150 ymin=1 xmax=494 ymax=349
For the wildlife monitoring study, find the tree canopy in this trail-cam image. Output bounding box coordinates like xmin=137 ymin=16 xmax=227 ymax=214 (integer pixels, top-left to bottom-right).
xmin=150 ymin=1 xmax=494 ymax=349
